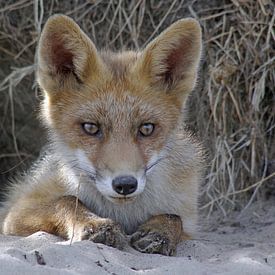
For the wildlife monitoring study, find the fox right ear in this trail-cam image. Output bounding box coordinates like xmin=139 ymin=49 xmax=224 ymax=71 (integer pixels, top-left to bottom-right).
xmin=135 ymin=18 xmax=202 ymax=98
xmin=37 ymin=15 xmax=103 ymax=93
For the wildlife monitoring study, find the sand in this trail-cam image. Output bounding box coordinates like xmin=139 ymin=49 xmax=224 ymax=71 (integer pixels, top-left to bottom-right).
xmin=0 ymin=198 xmax=274 ymax=275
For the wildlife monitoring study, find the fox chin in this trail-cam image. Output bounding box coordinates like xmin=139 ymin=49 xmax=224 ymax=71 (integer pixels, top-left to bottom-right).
xmin=0 ymin=14 xmax=204 ymax=256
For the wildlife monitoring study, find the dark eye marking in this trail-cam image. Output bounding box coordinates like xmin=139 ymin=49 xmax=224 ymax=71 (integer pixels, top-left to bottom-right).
xmin=138 ymin=123 xmax=155 ymax=137
xmin=82 ymin=122 xmax=101 ymax=137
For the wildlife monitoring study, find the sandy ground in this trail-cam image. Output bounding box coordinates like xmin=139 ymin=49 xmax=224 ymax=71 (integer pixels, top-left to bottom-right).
xmin=0 ymin=198 xmax=274 ymax=275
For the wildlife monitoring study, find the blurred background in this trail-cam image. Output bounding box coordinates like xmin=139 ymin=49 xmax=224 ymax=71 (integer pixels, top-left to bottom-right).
xmin=0 ymin=0 xmax=274 ymax=217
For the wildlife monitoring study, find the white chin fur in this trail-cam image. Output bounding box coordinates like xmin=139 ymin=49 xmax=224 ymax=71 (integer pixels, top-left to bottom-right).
xmin=75 ymin=149 xmax=146 ymax=201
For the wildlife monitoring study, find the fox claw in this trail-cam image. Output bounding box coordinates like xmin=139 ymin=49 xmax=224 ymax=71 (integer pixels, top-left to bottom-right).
xmin=78 ymin=219 xmax=127 ymax=249
xmin=130 ymin=229 xmax=176 ymax=256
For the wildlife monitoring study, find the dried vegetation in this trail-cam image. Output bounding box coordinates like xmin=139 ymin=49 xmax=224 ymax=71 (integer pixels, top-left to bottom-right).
xmin=0 ymin=0 xmax=274 ymax=214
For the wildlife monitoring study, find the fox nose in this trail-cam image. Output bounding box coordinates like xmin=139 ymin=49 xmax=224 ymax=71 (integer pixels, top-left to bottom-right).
xmin=112 ymin=176 xmax=138 ymax=195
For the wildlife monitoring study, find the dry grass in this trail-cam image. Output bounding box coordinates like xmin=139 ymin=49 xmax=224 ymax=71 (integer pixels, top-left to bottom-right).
xmin=195 ymin=0 xmax=275 ymax=215
xmin=0 ymin=0 xmax=274 ymax=215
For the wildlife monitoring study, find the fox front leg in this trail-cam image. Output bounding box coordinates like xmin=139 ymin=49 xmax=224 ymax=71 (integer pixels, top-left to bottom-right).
xmin=130 ymin=214 xmax=189 ymax=256
xmin=3 ymin=195 xmax=126 ymax=249
xmin=58 ymin=196 xmax=127 ymax=249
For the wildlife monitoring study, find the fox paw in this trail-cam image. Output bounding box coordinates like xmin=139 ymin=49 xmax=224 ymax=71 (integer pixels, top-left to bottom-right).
xmin=130 ymin=229 xmax=176 ymax=256
xmin=73 ymin=218 xmax=127 ymax=249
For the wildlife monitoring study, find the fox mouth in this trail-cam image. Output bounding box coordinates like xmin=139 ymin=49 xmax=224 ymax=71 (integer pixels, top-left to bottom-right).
xmin=108 ymin=196 xmax=137 ymax=204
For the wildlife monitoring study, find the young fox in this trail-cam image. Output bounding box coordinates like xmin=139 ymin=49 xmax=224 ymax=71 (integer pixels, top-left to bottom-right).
xmin=0 ymin=15 xmax=204 ymax=256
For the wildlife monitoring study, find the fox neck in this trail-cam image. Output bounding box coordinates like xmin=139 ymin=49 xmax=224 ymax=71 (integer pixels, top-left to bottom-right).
xmin=63 ymin=164 xmax=176 ymax=234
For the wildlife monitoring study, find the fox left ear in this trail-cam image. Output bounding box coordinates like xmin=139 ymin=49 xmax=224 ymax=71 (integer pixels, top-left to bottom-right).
xmin=136 ymin=18 xmax=202 ymax=96
xmin=37 ymin=15 xmax=104 ymax=93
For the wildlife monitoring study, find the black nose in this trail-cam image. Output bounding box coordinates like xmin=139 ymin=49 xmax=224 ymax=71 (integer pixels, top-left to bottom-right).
xmin=112 ymin=176 xmax=138 ymax=195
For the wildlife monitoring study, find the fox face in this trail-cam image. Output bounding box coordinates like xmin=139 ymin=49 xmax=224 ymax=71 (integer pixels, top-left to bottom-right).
xmin=37 ymin=15 xmax=202 ymax=203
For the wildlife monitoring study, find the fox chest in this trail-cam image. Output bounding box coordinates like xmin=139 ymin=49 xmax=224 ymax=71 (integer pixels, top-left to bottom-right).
xmin=76 ymin=187 xmax=170 ymax=234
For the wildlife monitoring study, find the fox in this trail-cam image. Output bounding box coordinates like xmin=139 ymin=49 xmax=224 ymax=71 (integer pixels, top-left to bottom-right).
xmin=0 ymin=14 xmax=204 ymax=256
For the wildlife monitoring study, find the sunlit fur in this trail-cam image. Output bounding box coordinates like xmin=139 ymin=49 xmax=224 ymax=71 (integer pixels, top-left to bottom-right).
xmin=0 ymin=15 xmax=204 ymax=237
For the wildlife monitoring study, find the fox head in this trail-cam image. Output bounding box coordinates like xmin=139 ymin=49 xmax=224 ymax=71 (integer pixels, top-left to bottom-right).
xmin=37 ymin=15 xmax=202 ymax=204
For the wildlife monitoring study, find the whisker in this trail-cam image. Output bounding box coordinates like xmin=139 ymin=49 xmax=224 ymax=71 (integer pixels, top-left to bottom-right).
xmin=64 ymin=159 xmax=97 ymax=180
xmin=145 ymin=157 xmax=167 ymax=173
xmin=75 ymin=167 xmax=96 ymax=180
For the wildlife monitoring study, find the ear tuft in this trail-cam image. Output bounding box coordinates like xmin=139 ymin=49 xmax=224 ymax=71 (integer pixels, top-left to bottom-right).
xmin=136 ymin=18 xmax=202 ymax=94
xmin=48 ymin=32 xmax=75 ymax=76
xmin=158 ymin=36 xmax=194 ymax=87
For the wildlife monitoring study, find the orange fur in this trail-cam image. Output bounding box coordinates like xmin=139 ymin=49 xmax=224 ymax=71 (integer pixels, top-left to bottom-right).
xmin=0 ymin=15 xmax=204 ymax=256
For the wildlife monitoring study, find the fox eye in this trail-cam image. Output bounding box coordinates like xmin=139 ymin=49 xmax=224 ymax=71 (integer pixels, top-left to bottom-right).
xmin=82 ymin=123 xmax=101 ymax=136
xmin=139 ymin=123 xmax=155 ymax=137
